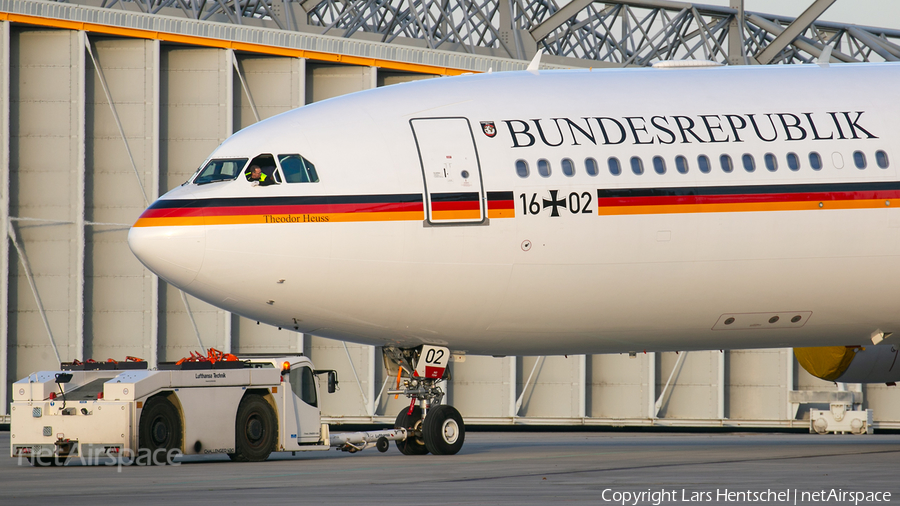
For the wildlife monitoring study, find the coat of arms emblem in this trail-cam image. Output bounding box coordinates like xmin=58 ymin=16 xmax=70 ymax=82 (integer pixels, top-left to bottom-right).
xmin=481 ymin=121 xmax=497 ymax=138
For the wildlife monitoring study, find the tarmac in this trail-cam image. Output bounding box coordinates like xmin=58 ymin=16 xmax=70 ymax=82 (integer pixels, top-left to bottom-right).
xmin=1 ymin=430 xmax=898 ymax=505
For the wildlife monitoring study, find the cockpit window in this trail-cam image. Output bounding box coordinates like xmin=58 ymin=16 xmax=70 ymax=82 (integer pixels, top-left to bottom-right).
xmin=278 ymin=154 xmax=320 ymax=183
xmin=246 ymin=154 xmax=281 ymax=186
xmin=193 ymin=158 xmax=248 ymax=185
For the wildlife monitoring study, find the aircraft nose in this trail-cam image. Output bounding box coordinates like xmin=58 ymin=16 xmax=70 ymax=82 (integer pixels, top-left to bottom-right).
xmin=128 ymin=220 xmax=206 ymax=289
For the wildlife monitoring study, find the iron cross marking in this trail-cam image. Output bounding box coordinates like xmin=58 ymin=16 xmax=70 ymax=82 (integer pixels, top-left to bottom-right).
xmin=542 ymin=190 xmax=566 ymax=217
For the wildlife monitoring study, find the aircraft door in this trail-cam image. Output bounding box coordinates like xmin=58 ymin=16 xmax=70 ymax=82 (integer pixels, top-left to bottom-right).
xmin=411 ymin=118 xmax=485 ymax=224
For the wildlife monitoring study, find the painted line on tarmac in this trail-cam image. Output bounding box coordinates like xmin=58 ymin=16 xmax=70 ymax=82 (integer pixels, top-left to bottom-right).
xmin=441 ymin=448 xmax=900 ymax=483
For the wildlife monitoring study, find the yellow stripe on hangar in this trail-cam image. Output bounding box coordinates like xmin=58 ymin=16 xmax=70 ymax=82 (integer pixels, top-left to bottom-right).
xmin=0 ymin=12 xmax=472 ymax=76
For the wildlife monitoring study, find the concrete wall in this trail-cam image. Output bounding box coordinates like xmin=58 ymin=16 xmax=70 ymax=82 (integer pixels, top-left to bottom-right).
xmin=2 ymin=22 xmax=900 ymax=428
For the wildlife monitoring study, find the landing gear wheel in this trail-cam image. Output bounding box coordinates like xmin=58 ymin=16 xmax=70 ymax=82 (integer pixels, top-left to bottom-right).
xmin=230 ymin=394 xmax=277 ymax=462
xmin=423 ymin=405 xmax=465 ymax=455
xmin=138 ymin=395 xmax=182 ymax=465
xmin=394 ymin=406 xmax=429 ymax=455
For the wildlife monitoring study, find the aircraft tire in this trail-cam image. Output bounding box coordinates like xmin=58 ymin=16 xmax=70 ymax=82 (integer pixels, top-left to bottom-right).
xmin=394 ymin=406 xmax=429 ymax=455
xmin=137 ymin=395 xmax=183 ymax=465
xmin=230 ymin=394 xmax=278 ymax=462
xmin=423 ymin=405 xmax=465 ymax=455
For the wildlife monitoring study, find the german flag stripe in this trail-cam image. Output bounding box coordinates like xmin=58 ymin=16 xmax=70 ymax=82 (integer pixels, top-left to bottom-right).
xmin=429 ymin=192 xmax=480 ymax=202
xmin=596 ymin=182 xmax=900 ymax=215
xmin=428 ymin=192 xmax=482 ymax=221
xmin=134 ymin=194 xmax=426 ymax=227
xmin=431 ymin=201 xmax=481 ymax=211
xmin=487 ymin=191 xmax=515 ymax=219
xmin=432 ymin=210 xmax=482 ymax=220
xmin=139 ymin=201 xmax=422 ymax=218
xmin=135 ymin=211 xmax=424 ymax=227
xmin=144 ymin=194 xmax=423 ymax=209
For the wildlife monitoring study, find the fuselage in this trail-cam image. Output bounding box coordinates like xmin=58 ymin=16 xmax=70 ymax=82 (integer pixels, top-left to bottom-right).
xmin=128 ymin=62 xmax=900 ymax=356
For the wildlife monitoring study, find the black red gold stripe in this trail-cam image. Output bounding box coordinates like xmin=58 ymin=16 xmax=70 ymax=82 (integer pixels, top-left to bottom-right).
xmin=596 ymin=182 xmax=900 ymax=215
xmin=487 ymin=191 xmax=515 ymax=218
xmin=134 ymin=194 xmax=425 ymax=227
xmin=428 ymin=192 xmax=481 ymax=220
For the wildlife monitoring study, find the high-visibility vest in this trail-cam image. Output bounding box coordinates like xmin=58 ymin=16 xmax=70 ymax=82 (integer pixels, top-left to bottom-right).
xmin=246 ymin=170 xmax=267 ymax=182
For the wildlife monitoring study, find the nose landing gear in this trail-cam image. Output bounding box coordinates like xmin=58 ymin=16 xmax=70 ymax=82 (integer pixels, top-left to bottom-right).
xmin=384 ymin=345 xmax=465 ymax=456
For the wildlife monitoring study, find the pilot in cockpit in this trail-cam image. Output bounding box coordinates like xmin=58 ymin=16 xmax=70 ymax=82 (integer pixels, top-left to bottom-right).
xmin=245 ymin=164 xmax=275 ymax=187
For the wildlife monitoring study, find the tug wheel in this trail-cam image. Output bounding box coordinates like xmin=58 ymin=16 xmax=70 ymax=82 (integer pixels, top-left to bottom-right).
xmin=138 ymin=395 xmax=182 ymax=465
xmin=230 ymin=394 xmax=278 ymax=462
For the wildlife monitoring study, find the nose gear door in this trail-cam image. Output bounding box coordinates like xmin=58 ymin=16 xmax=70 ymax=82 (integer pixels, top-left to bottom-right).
xmin=411 ymin=118 xmax=486 ymax=224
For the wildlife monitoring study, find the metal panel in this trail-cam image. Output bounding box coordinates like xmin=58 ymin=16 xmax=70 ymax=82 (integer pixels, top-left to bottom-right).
xmin=310 ymin=336 xmax=375 ymax=418
xmin=655 ymin=351 xmax=718 ymax=419
xmin=233 ymin=316 xmax=301 ymax=354
xmin=516 ymin=355 xmax=584 ymax=418
xmin=8 ymin=27 xmax=84 ymax=379
xmin=864 ymin=384 xmax=900 ymax=422
xmin=588 ymin=353 xmax=653 ymax=419
xmin=84 ymin=37 xmax=159 ymax=363
xmin=377 ymin=71 xmax=436 ymax=87
xmin=0 ymin=20 xmax=9 ymax=414
xmin=306 ymin=64 xmax=376 ymax=103
xmin=447 ymin=356 xmax=515 ymax=419
xmin=74 ymin=30 xmax=86 ymax=365
xmin=158 ymin=46 xmax=232 ymax=360
xmin=725 ymin=349 xmax=789 ymax=420
xmin=234 ymin=54 xmax=304 ymax=130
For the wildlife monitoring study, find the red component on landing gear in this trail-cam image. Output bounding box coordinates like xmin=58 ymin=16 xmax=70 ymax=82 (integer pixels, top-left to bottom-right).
xmin=407 ymin=398 xmax=417 ymax=416
xmin=424 ymin=366 xmax=445 ymax=379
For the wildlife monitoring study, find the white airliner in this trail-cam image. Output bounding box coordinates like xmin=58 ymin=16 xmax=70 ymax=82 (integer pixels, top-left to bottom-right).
xmin=128 ymin=60 xmax=900 ymax=454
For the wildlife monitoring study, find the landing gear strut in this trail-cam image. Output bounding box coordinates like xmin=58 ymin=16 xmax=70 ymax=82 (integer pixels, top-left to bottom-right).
xmin=384 ymin=345 xmax=465 ymax=455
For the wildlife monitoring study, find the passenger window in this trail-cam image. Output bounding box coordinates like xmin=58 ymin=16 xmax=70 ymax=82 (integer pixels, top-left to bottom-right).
xmin=809 ymin=152 xmax=823 ymax=171
xmin=764 ymin=153 xmax=777 ymax=172
xmin=537 ymin=159 xmax=551 ymax=178
xmin=289 ymin=365 xmax=318 ymax=407
xmin=193 ymin=158 xmax=248 ymax=185
xmin=742 ymin=154 xmax=755 ymax=172
xmin=853 ymin=151 xmax=867 ymax=169
xmin=608 ymin=157 xmax=621 ymax=176
xmin=631 ymin=157 xmax=644 ymax=175
xmin=561 ymin=158 xmax=575 ymax=177
xmin=720 ymin=154 xmax=733 ymax=173
xmin=515 ymin=159 xmax=529 ymax=178
xmin=246 ymin=154 xmax=280 ymax=186
xmin=278 ymin=154 xmax=319 ymax=183
xmin=698 ymin=155 xmax=711 ymax=174
xmin=585 ymin=158 xmax=599 ymax=176
xmin=675 ymin=156 xmax=688 ymax=174
xmin=787 ymin=153 xmax=800 ymax=171
xmin=876 ymin=150 xmax=890 ymax=169
xmin=652 ymin=156 xmax=666 ymax=175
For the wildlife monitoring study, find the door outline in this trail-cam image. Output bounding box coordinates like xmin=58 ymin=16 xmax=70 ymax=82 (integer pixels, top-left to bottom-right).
xmin=410 ymin=117 xmax=487 ymax=226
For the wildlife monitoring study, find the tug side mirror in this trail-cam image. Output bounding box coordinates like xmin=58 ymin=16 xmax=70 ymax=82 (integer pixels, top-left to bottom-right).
xmin=315 ymin=370 xmax=338 ymax=393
